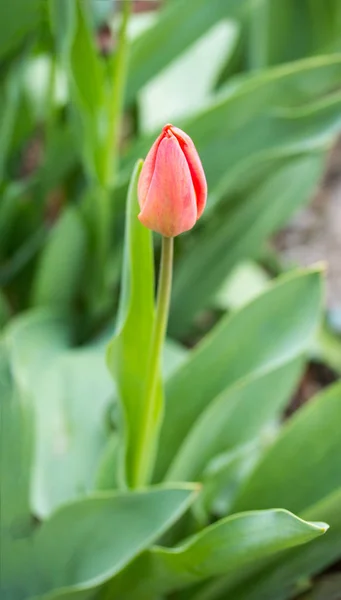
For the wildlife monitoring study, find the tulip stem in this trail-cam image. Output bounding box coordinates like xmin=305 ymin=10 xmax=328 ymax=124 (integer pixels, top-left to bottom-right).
xmin=134 ymin=235 xmax=174 ymax=487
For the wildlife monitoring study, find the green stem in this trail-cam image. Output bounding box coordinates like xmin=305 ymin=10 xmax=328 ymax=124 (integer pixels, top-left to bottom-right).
xmin=134 ymin=236 xmax=174 ymax=487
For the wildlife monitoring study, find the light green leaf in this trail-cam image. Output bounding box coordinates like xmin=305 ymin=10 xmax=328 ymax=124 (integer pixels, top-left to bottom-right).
xmin=103 ymin=509 xmax=327 ymax=599
xmin=166 ymin=358 xmax=303 ymax=482
xmin=215 ymin=260 xmax=270 ymax=311
xmin=31 ymin=486 xmax=198 ymax=600
xmin=31 ymin=347 xmax=114 ymax=517
xmin=127 ymin=0 xmax=247 ymax=105
xmin=154 ymin=269 xmax=322 ymax=480
xmin=107 ymin=160 xmax=157 ymax=488
xmin=31 ymin=207 xmax=88 ymax=310
xmin=5 ymin=310 xmax=71 ymax=389
xmin=169 ymin=152 xmax=325 ymax=335
xmin=163 ymin=339 xmax=188 ymax=379
xmin=233 ymin=381 xmax=341 ymax=514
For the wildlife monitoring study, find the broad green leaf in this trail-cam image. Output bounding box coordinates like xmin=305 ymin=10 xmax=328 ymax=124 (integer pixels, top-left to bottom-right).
xmin=102 ymin=510 xmax=327 ymax=599
xmin=127 ymin=0 xmax=247 ymax=105
xmin=233 ymin=382 xmax=341 ymax=514
xmin=154 ymin=269 xmax=322 ymax=480
xmin=5 ymin=310 xmax=70 ymax=389
xmin=209 ymin=488 xmax=341 ymax=600
xmin=166 ymin=358 xmax=303 ymax=481
xmin=107 ymin=161 xmax=157 ymax=487
xmin=31 ymin=486 xmax=198 ymax=600
xmin=31 ymin=347 xmax=114 ymax=517
xmin=169 ymin=152 xmax=325 ymax=335
xmin=0 ymin=339 xmax=34 ymax=595
xmin=0 ymin=0 xmax=42 ymax=60
xmin=31 ymin=207 xmax=87 ymax=310
xmin=0 ymin=340 xmax=32 ymax=531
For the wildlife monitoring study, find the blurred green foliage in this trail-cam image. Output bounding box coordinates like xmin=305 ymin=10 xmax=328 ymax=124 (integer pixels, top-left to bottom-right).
xmin=1 ymin=1 xmax=341 ymax=599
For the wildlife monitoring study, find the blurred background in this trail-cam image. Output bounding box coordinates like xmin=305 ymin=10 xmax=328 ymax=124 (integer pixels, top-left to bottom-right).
xmin=1 ymin=2 xmax=341 ymax=596
xmin=1 ymin=0 xmax=341 ymax=392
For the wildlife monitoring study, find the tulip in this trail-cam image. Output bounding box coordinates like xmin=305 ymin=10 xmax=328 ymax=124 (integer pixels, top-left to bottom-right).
xmin=138 ymin=124 xmax=207 ymax=237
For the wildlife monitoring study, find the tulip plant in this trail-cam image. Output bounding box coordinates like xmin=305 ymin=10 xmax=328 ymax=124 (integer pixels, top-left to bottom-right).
xmin=1 ymin=1 xmax=341 ymax=600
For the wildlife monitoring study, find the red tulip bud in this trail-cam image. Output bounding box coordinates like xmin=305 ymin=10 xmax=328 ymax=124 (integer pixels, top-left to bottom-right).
xmin=138 ymin=124 xmax=207 ymax=237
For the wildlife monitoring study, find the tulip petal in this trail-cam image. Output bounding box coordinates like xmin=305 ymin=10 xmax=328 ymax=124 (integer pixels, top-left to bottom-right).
xmin=170 ymin=126 xmax=207 ymax=219
xmin=138 ymin=132 xmax=163 ymax=209
xmin=138 ymin=136 xmax=197 ymax=237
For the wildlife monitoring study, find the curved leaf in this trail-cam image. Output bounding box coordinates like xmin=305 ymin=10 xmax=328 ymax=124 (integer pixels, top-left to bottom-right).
xmin=103 ymin=510 xmax=327 ymax=599
xmin=166 ymin=358 xmax=303 ymax=481
xmin=154 ymin=269 xmax=322 ymax=480
xmin=31 ymin=486 xmax=198 ymax=600
xmin=31 ymin=207 xmax=87 ymax=310
xmin=206 ymin=488 xmax=341 ymax=600
xmin=233 ymin=382 xmax=341 ymax=514
xmin=107 ymin=161 xmax=158 ymax=487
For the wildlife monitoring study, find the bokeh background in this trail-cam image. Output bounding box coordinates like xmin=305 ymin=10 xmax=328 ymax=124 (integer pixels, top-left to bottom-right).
xmin=1 ymin=2 xmax=341 ymax=595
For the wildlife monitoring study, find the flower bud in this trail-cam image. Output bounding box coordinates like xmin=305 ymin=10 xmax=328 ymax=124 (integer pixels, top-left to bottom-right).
xmin=137 ymin=124 xmax=207 ymax=237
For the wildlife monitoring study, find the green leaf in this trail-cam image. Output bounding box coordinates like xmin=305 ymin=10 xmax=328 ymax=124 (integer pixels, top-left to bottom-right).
xmin=154 ymin=268 xmax=322 ymax=480
xmin=211 ymin=488 xmax=341 ymax=600
xmin=68 ymin=1 xmax=104 ymax=117
xmin=257 ymin=0 xmax=341 ymax=66
xmin=126 ymin=0 xmax=247 ymax=105
xmin=232 ymin=381 xmax=341 ymax=515
xmin=50 ymin=0 xmax=106 ymax=181
xmin=5 ymin=310 xmax=70 ymax=388
xmin=0 ymin=291 xmax=11 ymax=330
xmin=0 ymin=0 xmax=42 ymax=60
xmin=103 ymin=509 xmax=327 ymax=599
xmin=0 ymin=339 xmax=34 ymax=595
xmin=31 ymin=207 xmax=87 ymax=310
xmin=0 ymin=59 xmax=23 ymax=181
xmin=107 ymin=160 xmax=157 ymax=488
xmin=124 ymin=55 xmax=341 ymax=199
xmin=0 ymin=340 xmax=33 ymax=532
xmin=32 ymin=486 xmax=198 ymax=600
xmin=166 ymin=358 xmax=303 ymax=482
xmin=198 ymin=441 xmax=264 ymax=519
xmin=31 ymin=347 xmax=114 ymax=517
xmin=169 ymin=152 xmax=325 ymax=335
